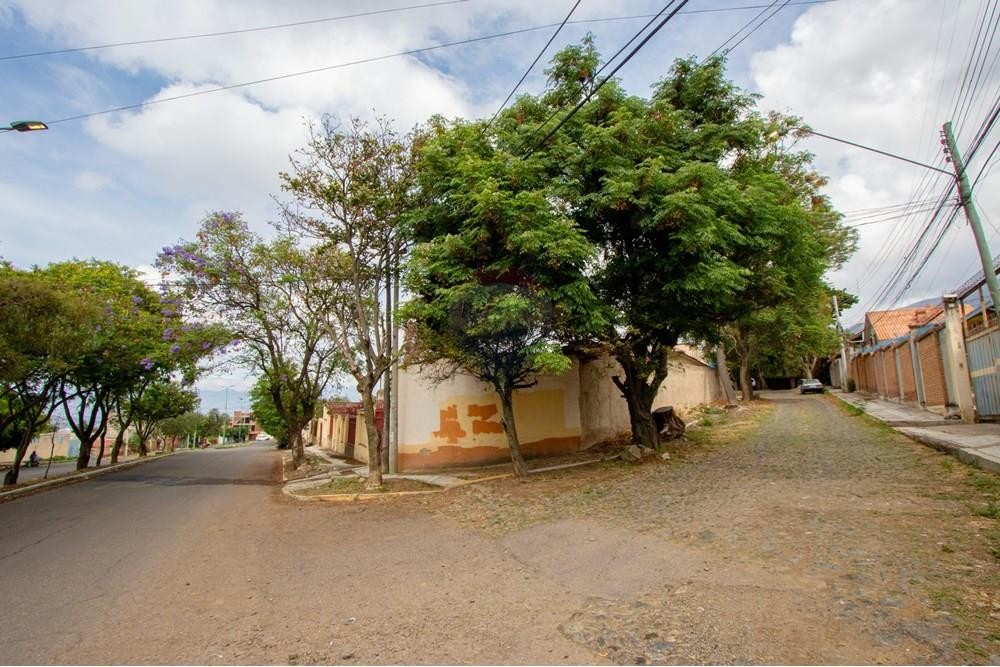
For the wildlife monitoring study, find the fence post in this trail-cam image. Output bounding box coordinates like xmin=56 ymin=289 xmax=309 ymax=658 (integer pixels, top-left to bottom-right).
xmin=942 ymin=294 xmax=976 ymax=423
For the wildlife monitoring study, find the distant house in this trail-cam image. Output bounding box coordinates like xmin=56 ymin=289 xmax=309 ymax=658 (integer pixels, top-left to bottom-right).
xmin=229 ymin=410 xmax=261 ymax=441
xmin=862 ymin=304 xmax=951 ymax=346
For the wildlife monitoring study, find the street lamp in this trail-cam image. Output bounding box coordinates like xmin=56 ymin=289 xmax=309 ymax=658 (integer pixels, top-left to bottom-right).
xmin=1 ymin=120 xmax=48 ymax=133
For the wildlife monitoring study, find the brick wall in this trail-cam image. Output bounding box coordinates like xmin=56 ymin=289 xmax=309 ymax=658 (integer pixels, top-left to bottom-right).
xmin=898 ymin=341 xmax=918 ymax=402
xmin=885 ymin=348 xmax=900 ymax=397
xmin=918 ymin=330 xmax=949 ymax=407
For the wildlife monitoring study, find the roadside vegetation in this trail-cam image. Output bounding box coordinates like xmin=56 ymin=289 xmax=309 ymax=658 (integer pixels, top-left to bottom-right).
xmin=4 ymin=42 xmax=855 ymax=486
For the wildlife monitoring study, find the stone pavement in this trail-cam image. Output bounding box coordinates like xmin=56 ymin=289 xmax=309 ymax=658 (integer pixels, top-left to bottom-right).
xmin=831 ymin=389 xmax=1000 ymax=473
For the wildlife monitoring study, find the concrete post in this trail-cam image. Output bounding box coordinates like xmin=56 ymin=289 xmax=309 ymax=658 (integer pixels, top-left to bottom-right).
xmin=942 ymin=294 xmax=976 ymax=423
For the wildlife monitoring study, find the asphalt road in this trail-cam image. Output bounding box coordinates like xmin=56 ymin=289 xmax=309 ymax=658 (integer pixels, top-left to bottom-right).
xmin=0 ymin=442 xmax=280 ymax=664
xmin=0 ymin=439 xmax=593 ymax=665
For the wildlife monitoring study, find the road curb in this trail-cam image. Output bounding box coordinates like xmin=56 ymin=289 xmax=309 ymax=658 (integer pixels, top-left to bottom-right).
xmin=829 ymin=392 xmax=1000 ymax=474
xmin=281 ymin=455 xmax=615 ymax=502
xmin=0 ymin=450 xmax=182 ymax=504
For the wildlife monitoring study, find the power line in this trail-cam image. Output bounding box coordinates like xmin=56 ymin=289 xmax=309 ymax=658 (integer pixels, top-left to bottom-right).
xmin=521 ymin=3 xmax=677 ymax=147
xmin=0 ymin=0 xmax=470 ymax=62
xmin=33 ymin=3 xmax=830 ymax=127
xmin=527 ymin=0 xmax=692 ymax=154
xmin=806 ymin=129 xmax=955 ymax=176
xmin=481 ymin=0 xmax=580 ymax=133
xmin=844 ymin=202 xmax=947 ymax=228
xmin=705 ymin=0 xmax=778 ymax=61
xmin=0 ymin=1 xmax=840 ymax=63
xmin=720 ymin=0 xmax=792 ymax=57
xmin=44 ymin=22 xmax=588 ymax=126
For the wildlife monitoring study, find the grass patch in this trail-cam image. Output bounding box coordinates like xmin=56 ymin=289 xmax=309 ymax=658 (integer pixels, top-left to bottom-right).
xmin=300 ymin=477 xmax=438 ymax=496
xmin=686 ymin=403 xmax=772 ymax=448
xmin=826 ymin=394 xmax=897 ymax=435
xmin=970 ymin=473 xmax=1000 ymax=495
xmin=976 ymin=502 xmax=1000 ymax=520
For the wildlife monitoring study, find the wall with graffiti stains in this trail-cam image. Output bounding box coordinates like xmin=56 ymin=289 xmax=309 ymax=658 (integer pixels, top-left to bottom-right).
xmin=396 ymin=361 xmax=583 ymax=471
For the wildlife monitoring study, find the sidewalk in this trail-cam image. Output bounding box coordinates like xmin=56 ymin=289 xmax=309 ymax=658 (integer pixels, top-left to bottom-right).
xmin=831 ymin=389 xmax=1000 ymax=474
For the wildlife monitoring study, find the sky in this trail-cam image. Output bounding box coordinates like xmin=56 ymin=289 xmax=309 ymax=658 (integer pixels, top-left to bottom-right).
xmin=1 ymin=0 xmax=998 ymax=405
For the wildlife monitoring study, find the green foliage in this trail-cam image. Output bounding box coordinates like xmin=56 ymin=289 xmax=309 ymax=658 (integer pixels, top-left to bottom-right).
xmin=32 ymin=259 xmax=223 ymax=468
xmin=278 ymin=116 xmax=414 ymax=481
xmin=158 ymin=411 xmax=206 ymax=443
xmin=488 ymin=45 xmax=853 ymax=446
xmin=131 ymin=381 xmax=199 ymax=451
xmin=249 ymin=375 xmax=289 ymax=447
xmin=405 ymin=112 xmax=600 ymax=475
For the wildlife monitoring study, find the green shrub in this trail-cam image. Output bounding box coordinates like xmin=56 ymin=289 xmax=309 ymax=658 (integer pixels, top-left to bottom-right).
xmin=846 ymin=378 xmax=857 ymax=393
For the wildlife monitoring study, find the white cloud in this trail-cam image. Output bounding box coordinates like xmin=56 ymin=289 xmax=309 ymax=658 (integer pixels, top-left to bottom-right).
xmin=73 ymin=169 xmax=114 ymax=191
xmin=751 ymin=0 xmax=1000 ymax=323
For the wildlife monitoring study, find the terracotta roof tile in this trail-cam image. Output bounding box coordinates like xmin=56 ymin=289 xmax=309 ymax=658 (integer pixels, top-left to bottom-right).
xmin=865 ymin=303 xmax=972 ymax=343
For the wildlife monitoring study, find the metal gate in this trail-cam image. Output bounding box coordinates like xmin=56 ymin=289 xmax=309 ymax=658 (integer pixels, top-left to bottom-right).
xmin=967 ymin=325 xmax=1000 ymax=418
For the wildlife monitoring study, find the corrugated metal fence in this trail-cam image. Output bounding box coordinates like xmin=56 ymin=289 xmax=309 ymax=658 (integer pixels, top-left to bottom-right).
xmin=967 ymin=325 xmax=1000 ymax=418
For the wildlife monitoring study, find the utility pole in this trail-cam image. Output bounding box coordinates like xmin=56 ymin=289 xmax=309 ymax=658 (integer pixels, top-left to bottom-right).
xmin=832 ymin=294 xmax=850 ymax=390
xmin=942 ymin=121 xmax=1000 ymax=315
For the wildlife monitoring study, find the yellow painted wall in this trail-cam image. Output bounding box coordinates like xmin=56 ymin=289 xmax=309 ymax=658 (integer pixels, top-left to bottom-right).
xmin=396 ymin=362 xmax=583 ymax=470
xmin=579 ymin=352 xmax=721 ymax=448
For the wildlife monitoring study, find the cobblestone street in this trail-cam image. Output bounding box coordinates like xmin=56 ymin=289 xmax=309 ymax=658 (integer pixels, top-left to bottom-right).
xmin=425 ymin=390 xmax=1000 ymax=664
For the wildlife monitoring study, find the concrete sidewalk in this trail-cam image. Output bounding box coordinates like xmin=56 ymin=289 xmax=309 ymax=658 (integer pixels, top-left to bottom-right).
xmin=831 ymin=389 xmax=1000 ymax=474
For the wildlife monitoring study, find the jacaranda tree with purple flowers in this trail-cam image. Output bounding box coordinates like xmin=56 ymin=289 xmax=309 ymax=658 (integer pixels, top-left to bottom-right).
xmin=157 ymin=212 xmax=344 ymax=468
xmin=41 ymin=260 xmax=225 ymax=469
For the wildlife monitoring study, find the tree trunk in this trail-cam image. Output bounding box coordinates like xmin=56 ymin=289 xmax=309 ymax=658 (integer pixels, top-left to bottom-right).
xmin=76 ymin=437 xmax=96 ymax=470
xmin=290 ymin=427 xmax=305 ymax=469
xmin=138 ymin=437 xmax=148 ymax=457
xmin=361 ymin=388 xmax=382 ymax=489
xmin=111 ymin=430 xmax=125 ymax=464
xmin=499 ymin=389 xmax=528 ymax=480
xmin=2 ymin=431 xmax=33 ymax=487
xmin=614 ymin=363 xmax=660 ymax=450
xmin=44 ymin=431 xmax=56 ymax=479
xmin=740 ymin=355 xmax=753 ymax=401
xmin=716 ymin=346 xmax=738 ymax=407
xmin=95 ymin=430 xmax=106 ymax=467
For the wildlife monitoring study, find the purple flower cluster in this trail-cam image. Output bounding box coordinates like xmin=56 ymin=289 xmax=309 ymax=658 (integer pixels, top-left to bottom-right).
xmin=131 ymin=295 xmax=143 ymax=305
xmin=140 ymin=358 xmax=155 ymax=370
xmin=160 ymin=244 xmax=208 ymax=271
xmin=170 ymin=343 xmax=181 ymax=354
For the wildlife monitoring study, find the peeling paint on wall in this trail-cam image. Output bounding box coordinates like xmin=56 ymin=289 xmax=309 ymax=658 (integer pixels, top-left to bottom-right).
xmin=468 ymin=403 xmax=503 ymax=434
xmin=433 ymin=405 xmax=467 ymax=443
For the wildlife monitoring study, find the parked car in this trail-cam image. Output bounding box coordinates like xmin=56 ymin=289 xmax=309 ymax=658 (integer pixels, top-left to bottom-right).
xmin=800 ymin=378 xmax=824 ymax=394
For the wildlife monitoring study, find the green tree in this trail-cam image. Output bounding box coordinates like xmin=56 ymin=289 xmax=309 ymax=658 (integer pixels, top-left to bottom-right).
xmin=158 ymin=213 xmax=343 ymax=468
xmin=279 ymin=117 xmax=414 ymax=488
xmin=158 ymin=411 xmax=207 ymax=448
xmin=503 ymin=45 xmax=854 ymax=445
xmin=722 ymin=113 xmax=857 ymax=398
xmin=249 ymin=375 xmax=288 ymax=447
xmin=405 ymin=118 xmax=599 ymax=479
xmin=202 ymin=409 xmax=228 ymax=438
xmin=42 ymin=260 xmax=222 ymax=469
xmin=130 ymin=381 xmax=199 ymax=455
xmin=0 ymin=265 xmax=93 ymax=484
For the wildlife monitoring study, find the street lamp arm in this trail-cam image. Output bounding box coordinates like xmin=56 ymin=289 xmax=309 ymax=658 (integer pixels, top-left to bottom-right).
xmin=804 ymin=128 xmax=955 ymax=177
xmin=2 ymin=120 xmax=48 ymax=133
